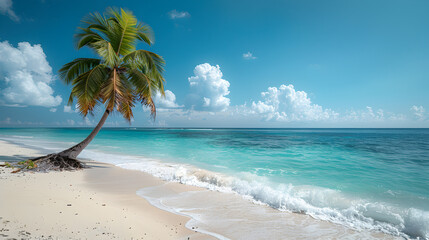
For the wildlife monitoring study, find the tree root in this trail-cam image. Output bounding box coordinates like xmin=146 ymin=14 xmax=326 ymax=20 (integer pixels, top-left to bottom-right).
xmin=24 ymin=154 xmax=86 ymax=172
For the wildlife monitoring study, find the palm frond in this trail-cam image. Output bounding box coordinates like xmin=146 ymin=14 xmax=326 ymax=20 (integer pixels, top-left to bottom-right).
xmin=136 ymin=22 xmax=153 ymax=45
xmin=69 ymin=65 xmax=109 ymax=116
xmin=123 ymin=49 xmax=165 ymax=101
xmin=122 ymin=50 xmax=165 ymax=75
xmin=75 ymin=11 xmax=110 ymax=49
xmin=127 ymin=68 xmax=160 ymax=117
xmin=100 ymin=69 xmax=125 ymax=111
xmin=75 ymin=27 xmax=104 ymax=50
xmin=91 ymin=40 xmax=119 ymax=67
xmin=106 ymin=8 xmax=138 ymax=56
xmin=84 ymin=12 xmax=110 ymax=35
xmin=59 ymin=58 xmax=102 ymax=84
xmin=142 ymin=97 xmax=156 ymax=119
xmin=116 ymin=73 xmax=136 ymax=122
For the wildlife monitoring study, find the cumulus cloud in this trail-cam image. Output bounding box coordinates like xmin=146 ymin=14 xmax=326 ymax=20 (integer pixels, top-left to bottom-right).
xmin=0 ymin=41 xmax=62 ymax=107
xmin=64 ymin=106 xmax=74 ymax=113
xmin=187 ymin=63 xmax=230 ymax=112
xmin=250 ymin=84 xmax=338 ymax=121
xmin=367 ymin=106 xmax=384 ymax=120
xmin=154 ymin=90 xmax=182 ymax=109
xmin=77 ymin=117 xmax=94 ymax=126
xmin=63 ymin=105 xmax=82 ymax=113
xmin=168 ymin=10 xmax=190 ymax=19
xmin=0 ymin=117 xmax=12 ymax=124
xmin=410 ymin=105 xmax=425 ymax=120
xmin=0 ymin=0 xmax=19 ymax=21
xmin=0 ymin=117 xmax=44 ymax=126
xmin=343 ymin=106 xmax=386 ymax=122
xmin=66 ymin=119 xmax=75 ymax=126
xmin=243 ymin=52 xmax=257 ymax=60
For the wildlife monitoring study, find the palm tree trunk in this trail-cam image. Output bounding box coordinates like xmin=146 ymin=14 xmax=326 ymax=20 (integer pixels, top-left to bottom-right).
xmin=59 ymin=109 xmax=110 ymax=159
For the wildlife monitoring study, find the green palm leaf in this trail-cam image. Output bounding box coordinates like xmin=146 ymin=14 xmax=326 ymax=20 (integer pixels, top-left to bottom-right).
xmin=122 ymin=50 xmax=165 ymax=85
xmin=91 ymin=40 xmax=119 ymax=67
xmin=127 ymin=68 xmax=158 ymax=117
xmin=59 ymin=58 xmax=102 ymax=84
xmin=107 ymin=8 xmax=138 ymax=56
xmin=69 ymin=65 xmax=109 ymax=115
xmin=136 ymin=22 xmax=153 ymax=45
xmin=75 ymin=28 xmax=104 ymax=50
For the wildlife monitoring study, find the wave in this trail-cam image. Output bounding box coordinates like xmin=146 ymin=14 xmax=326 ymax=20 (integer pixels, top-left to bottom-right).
xmin=187 ymin=129 xmax=214 ymax=131
xmin=79 ymin=150 xmax=429 ymax=240
xmin=9 ymin=135 xmax=34 ymax=139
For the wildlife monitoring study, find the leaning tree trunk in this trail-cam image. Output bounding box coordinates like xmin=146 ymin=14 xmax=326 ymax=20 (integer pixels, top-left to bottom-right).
xmin=28 ymin=109 xmax=111 ymax=171
xmin=59 ymin=109 xmax=110 ymax=159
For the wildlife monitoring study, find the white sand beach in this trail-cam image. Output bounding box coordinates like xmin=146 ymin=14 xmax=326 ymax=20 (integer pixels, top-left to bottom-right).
xmin=0 ymin=140 xmax=213 ymax=240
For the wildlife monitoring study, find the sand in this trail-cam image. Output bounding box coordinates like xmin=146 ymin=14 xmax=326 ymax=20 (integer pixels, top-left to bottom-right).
xmin=0 ymin=140 xmax=213 ymax=240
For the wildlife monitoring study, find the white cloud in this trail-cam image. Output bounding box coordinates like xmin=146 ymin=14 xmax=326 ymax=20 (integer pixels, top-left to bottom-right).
xmin=250 ymin=84 xmax=338 ymax=121
xmin=410 ymin=105 xmax=425 ymax=120
xmin=371 ymin=107 xmax=384 ymax=120
xmin=66 ymin=119 xmax=75 ymax=126
xmin=0 ymin=0 xmax=19 ymax=22
xmin=168 ymin=10 xmax=190 ymax=19
xmin=154 ymin=90 xmax=182 ymax=109
xmin=63 ymin=106 xmax=71 ymax=113
xmin=251 ymin=101 xmax=274 ymax=114
xmin=0 ymin=117 xmax=44 ymax=126
xmin=187 ymin=63 xmax=230 ymax=112
xmin=49 ymin=108 xmax=57 ymax=112
xmin=1 ymin=117 xmax=11 ymax=124
xmin=78 ymin=117 xmax=94 ymax=126
xmin=0 ymin=41 xmax=62 ymax=107
xmin=343 ymin=106 xmax=386 ymax=122
xmin=243 ymin=52 xmax=257 ymax=60
xmin=63 ymin=105 xmax=78 ymax=113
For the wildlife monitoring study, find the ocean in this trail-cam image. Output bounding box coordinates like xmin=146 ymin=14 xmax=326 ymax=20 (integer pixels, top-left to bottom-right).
xmin=1 ymin=128 xmax=428 ymax=239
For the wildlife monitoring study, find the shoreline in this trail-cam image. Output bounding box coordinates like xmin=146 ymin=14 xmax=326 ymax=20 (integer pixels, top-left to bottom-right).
xmin=0 ymin=139 xmax=402 ymax=239
xmin=0 ymin=140 xmax=213 ymax=240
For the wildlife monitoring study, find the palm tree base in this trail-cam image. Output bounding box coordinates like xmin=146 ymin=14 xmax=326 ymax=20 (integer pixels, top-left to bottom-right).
xmin=29 ymin=154 xmax=85 ymax=171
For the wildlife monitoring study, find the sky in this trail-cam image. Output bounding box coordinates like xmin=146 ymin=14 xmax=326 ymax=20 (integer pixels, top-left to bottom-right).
xmin=0 ymin=0 xmax=428 ymax=128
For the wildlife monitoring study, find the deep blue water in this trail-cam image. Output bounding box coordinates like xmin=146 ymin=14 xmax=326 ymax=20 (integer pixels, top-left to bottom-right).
xmin=1 ymin=128 xmax=428 ymax=239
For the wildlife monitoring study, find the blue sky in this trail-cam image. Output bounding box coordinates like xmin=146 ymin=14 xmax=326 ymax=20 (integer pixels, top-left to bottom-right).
xmin=0 ymin=0 xmax=428 ymax=127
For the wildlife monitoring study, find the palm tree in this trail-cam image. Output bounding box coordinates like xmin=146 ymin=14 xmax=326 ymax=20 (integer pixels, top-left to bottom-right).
xmin=32 ymin=8 xmax=165 ymax=170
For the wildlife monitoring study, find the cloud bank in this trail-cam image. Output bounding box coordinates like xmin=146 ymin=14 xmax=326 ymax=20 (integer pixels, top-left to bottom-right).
xmin=410 ymin=105 xmax=425 ymax=120
xmin=141 ymin=63 xmax=427 ymax=128
xmin=0 ymin=41 xmax=62 ymax=107
xmin=1 ymin=56 xmax=426 ymax=127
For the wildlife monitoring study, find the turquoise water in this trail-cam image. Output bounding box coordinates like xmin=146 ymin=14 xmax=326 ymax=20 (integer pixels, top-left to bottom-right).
xmin=1 ymin=128 xmax=428 ymax=239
